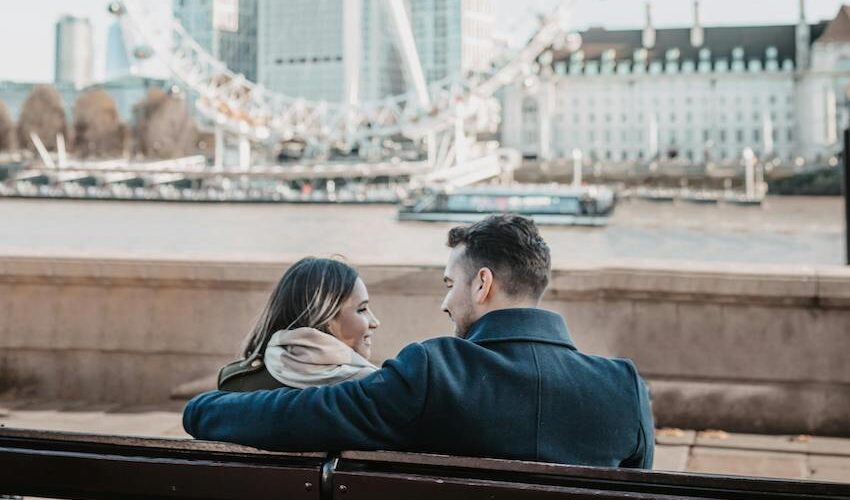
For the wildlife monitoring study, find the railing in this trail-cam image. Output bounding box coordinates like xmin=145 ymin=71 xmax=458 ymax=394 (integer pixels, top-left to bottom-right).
xmin=1 ymin=428 xmax=848 ymax=499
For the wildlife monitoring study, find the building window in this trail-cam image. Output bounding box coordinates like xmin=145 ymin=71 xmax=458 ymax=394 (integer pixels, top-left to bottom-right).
xmin=719 ymin=130 xmax=727 ymax=143
xmin=754 ymin=130 xmax=760 ymax=142
xmin=736 ymin=130 xmax=744 ymax=143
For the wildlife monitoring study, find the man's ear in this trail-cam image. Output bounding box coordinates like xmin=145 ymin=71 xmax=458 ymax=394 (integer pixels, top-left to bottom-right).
xmin=474 ymin=267 xmax=494 ymax=304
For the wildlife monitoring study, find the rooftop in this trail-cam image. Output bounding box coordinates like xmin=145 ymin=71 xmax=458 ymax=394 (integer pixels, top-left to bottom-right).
xmin=553 ymin=22 xmax=830 ymax=66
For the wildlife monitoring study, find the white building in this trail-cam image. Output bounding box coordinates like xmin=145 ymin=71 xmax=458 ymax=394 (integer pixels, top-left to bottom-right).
xmin=501 ymin=2 xmax=850 ymax=165
xmin=55 ymin=16 xmax=94 ymax=89
xmin=173 ymin=0 xmax=259 ymax=82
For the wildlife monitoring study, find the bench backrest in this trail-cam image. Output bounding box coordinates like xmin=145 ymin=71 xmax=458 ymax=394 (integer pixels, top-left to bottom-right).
xmin=1 ymin=428 xmax=848 ymax=499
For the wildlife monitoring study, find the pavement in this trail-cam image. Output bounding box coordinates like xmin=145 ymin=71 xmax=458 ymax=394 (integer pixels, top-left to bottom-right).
xmin=0 ymin=400 xmax=848 ymax=483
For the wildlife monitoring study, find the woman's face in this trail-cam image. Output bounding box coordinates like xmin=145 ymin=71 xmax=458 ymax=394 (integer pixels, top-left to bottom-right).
xmin=327 ymin=277 xmax=379 ymax=359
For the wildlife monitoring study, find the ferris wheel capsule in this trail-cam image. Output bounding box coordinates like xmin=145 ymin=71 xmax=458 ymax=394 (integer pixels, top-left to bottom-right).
xmin=107 ymin=1 xmax=126 ymax=16
xmin=133 ymin=45 xmax=153 ymax=60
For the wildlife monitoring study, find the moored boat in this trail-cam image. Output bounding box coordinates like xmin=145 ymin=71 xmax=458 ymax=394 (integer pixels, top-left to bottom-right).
xmin=398 ymin=184 xmax=616 ymax=226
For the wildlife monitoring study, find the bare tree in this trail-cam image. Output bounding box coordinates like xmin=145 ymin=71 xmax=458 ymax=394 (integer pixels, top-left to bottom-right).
xmin=17 ymin=85 xmax=70 ymax=153
xmin=73 ymin=89 xmax=126 ymax=158
xmin=132 ymin=88 xmax=197 ymax=159
xmin=0 ymin=100 xmax=14 ymax=152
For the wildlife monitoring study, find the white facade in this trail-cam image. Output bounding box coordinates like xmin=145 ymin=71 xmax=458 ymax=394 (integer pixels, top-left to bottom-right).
xmin=506 ymin=57 xmax=797 ymax=164
xmin=55 ymin=16 xmax=94 ymax=89
xmin=501 ymin=5 xmax=850 ymax=165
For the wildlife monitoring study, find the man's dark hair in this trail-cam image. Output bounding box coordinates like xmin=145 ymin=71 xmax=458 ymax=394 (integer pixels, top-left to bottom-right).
xmin=447 ymin=214 xmax=551 ymax=299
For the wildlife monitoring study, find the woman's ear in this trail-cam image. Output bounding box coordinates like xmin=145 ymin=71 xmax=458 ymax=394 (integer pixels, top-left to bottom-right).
xmin=474 ymin=267 xmax=494 ymax=304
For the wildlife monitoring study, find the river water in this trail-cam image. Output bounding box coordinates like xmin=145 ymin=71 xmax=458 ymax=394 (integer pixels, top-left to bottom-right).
xmin=0 ymin=196 xmax=844 ymax=267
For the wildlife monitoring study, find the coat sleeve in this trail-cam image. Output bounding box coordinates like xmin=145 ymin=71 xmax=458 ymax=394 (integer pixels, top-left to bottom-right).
xmin=633 ymin=376 xmax=655 ymax=468
xmin=620 ymin=363 xmax=655 ymax=469
xmin=183 ymin=343 xmax=430 ymax=451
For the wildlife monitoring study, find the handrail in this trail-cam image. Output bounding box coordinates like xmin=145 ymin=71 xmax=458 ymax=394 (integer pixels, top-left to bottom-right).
xmin=1 ymin=428 xmax=848 ymax=499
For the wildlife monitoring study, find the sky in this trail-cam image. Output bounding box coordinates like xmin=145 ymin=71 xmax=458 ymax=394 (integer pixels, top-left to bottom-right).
xmin=0 ymin=0 xmax=847 ymax=83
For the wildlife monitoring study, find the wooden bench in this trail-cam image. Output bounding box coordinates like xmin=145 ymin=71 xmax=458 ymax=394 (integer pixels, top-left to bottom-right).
xmin=1 ymin=427 xmax=848 ymax=499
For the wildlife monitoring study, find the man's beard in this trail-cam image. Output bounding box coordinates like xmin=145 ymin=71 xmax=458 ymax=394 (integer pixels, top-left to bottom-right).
xmin=452 ymin=311 xmax=474 ymax=339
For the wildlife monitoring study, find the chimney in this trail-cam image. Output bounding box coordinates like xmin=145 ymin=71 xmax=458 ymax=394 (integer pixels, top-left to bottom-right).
xmin=690 ymin=1 xmax=704 ymax=48
xmin=642 ymin=1 xmax=656 ymax=49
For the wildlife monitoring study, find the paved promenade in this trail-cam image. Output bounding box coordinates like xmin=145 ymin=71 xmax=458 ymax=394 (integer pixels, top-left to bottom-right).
xmin=1 ymin=400 xmax=847 ymax=483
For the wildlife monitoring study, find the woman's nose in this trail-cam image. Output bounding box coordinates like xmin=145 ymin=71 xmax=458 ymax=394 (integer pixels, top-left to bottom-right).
xmin=370 ymin=311 xmax=380 ymax=328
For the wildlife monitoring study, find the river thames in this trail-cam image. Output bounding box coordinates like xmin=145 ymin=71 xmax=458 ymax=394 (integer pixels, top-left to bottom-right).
xmin=0 ymin=196 xmax=844 ymax=266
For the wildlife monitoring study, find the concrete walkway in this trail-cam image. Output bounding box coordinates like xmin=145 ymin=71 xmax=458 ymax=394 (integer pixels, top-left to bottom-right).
xmin=1 ymin=400 xmax=848 ymax=483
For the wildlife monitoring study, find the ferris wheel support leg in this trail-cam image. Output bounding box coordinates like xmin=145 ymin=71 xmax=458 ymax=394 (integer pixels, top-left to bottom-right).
xmin=343 ymin=0 xmax=362 ymax=107
xmin=455 ymin=104 xmax=467 ymax=167
xmin=538 ymin=81 xmax=554 ymax=161
xmin=435 ymin=130 xmax=452 ymax=169
xmin=214 ymin=126 xmax=225 ymax=170
xmin=239 ymin=135 xmax=251 ymax=171
xmin=427 ymin=132 xmax=437 ymax=167
xmin=383 ymin=0 xmax=431 ymax=109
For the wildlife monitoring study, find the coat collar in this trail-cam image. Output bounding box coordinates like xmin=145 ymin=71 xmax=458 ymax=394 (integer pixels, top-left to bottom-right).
xmin=464 ymin=308 xmax=576 ymax=349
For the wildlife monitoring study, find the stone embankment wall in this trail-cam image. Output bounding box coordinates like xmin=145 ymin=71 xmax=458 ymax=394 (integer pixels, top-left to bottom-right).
xmin=1 ymin=257 xmax=848 ymax=435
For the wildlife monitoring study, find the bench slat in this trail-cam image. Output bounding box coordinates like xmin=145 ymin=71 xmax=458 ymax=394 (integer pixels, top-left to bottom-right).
xmin=1 ymin=428 xmax=848 ymax=500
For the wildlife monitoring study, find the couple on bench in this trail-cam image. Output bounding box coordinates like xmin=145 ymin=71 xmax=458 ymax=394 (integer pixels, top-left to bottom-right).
xmin=183 ymin=214 xmax=655 ymax=468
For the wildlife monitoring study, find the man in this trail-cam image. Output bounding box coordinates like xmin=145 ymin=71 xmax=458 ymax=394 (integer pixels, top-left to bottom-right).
xmin=183 ymin=214 xmax=654 ymax=468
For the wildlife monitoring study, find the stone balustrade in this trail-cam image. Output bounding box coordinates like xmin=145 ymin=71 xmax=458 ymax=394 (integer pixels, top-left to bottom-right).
xmin=1 ymin=256 xmax=848 ymax=435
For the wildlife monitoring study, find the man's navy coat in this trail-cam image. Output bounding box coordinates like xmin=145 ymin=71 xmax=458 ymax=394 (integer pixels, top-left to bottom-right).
xmin=184 ymin=308 xmax=655 ymax=468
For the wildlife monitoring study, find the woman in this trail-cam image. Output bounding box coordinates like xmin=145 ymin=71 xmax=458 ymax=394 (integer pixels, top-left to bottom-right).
xmin=218 ymin=257 xmax=380 ymax=391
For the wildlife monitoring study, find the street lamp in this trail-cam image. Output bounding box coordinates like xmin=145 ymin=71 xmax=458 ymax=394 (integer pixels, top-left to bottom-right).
xmin=842 ymin=83 xmax=850 ymax=265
